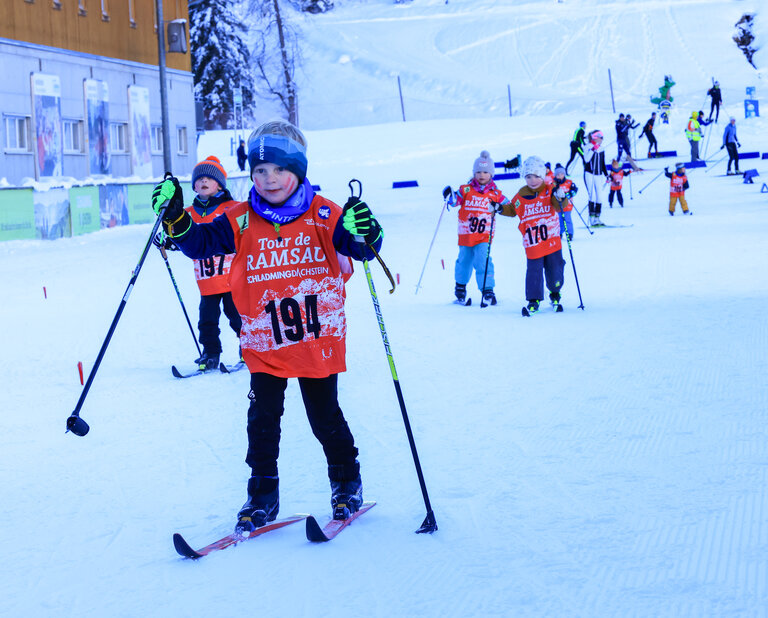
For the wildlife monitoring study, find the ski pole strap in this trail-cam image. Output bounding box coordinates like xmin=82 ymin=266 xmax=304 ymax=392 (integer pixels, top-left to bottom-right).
xmin=367 ymin=241 xmax=396 ymax=294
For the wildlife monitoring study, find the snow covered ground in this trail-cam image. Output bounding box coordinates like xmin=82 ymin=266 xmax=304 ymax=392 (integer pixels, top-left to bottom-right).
xmin=2 ymin=0 xmax=768 ymax=616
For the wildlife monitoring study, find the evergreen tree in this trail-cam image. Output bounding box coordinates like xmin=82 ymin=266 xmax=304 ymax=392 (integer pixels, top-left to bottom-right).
xmin=191 ymin=0 xmax=255 ymax=129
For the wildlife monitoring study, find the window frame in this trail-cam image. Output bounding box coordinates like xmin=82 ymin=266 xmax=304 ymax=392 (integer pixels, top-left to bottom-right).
xmin=109 ymin=122 xmax=128 ymax=154
xmin=150 ymin=125 xmax=163 ymax=154
xmin=62 ymin=118 xmax=85 ymax=154
xmin=4 ymin=115 xmax=32 ymax=153
xmin=176 ymin=126 xmax=188 ymax=155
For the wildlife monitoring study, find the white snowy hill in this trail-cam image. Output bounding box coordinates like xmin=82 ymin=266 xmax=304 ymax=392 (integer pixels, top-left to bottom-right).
xmin=292 ymin=0 xmax=764 ymax=130
xmin=2 ymin=1 xmax=768 ymax=617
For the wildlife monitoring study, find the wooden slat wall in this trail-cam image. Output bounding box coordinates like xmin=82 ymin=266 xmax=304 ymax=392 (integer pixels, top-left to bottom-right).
xmin=1 ymin=0 xmax=191 ymax=72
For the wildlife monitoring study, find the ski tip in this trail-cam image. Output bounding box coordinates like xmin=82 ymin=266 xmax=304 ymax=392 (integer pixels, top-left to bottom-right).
xmin=305 ymin=516 xmax=330 ymax=543
xmin=173 ymin=533 xmax=202 ymax=559
xmin=171 ymin=366 xmax=184 ymax=379
xmin=219 ymin=362 xmax=229 ymax=373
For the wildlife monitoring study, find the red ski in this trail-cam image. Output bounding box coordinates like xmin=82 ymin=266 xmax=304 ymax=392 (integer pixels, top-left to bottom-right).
xmin=173 ymin=514 xmax=307 ymax=559
xmin=305 ymin=501 xmax=376 ymax=542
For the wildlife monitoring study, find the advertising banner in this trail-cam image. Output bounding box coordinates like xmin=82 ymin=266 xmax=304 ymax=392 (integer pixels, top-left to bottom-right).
xmin=30 ymin=73 xmax=63 ymax=179
xmin=99 ymin=184 xmax=129 ymax=228
xmin=128 ymin=85 xmax=152 ymax=178
xmin=126 ymin=184 xmax=156 ymax=225
xmin=69 ymin=186 xmax=101 ymax=236
xmin=84 ymin=79 xmax=111 ymax=175
xmin=34 ymin=187 xmax=71 ymax=239
xmin=0 ymin=189 xmax=36 ymax=241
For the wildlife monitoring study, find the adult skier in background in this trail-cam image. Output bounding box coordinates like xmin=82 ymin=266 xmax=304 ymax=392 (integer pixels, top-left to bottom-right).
xmin=150 ymin=119 xmax=383 ymax=534
xmin=707 ymin=81 xmax=723 ymax=123
xmin=565 ymin=121 xmax=587 ymax=174
xmin=722 ymin=116 xmax=741 ymax=175
xmin=583 ymin=130 xmax=609 ymax=227
xmin=639 ymin=112 xmax=659 ymax=158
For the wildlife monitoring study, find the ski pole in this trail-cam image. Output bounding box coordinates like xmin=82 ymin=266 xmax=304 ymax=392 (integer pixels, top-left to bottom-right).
xmin=638 ymin=169 xmax=665 ymax=194
xmin=629 ymin=169 xmax=633 ymax=201
xmin=348 ymin=179 xmax=437 ymax=534
xmin=561 ymin=215 xmax=584 ymax=310
xmin=67 ymin=174 xmax=173 ymax=437
xmin=704 ymin=152 xmax=728 ymax=174
xmin=572 ymin=201 xmax=594 ymax=235
xmin=415 ymin=187 xmax=451 ymax=295
xmin=157 ymin=243 xmax=201 ymax=357
xmin=479 ymin=210 xmax=496 ymax=308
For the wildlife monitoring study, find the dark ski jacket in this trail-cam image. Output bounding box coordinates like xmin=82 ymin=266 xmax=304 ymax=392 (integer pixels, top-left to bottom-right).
xmin=707 ymin=86 xmax=722 ymax=104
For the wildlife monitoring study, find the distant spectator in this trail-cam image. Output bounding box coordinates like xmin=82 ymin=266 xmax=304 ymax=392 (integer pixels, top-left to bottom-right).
xmin=236 ymin=139 xmax=247 ymax=171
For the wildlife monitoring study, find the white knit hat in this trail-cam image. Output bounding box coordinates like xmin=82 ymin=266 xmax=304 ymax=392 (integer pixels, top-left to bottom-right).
xmin=522 ymin=156 xmax=546 ymax=178
xmin=473 ymin=150 xmax=495 ymax=176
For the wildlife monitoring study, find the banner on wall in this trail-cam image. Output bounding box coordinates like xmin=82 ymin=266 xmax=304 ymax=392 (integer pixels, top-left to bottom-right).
xmin=34 ymin=187 xmax=71 ymax=240
xmin=128 ymin=85 xmax=152 ymax=178
xmin=69 ymin=186 xmax=101 ymax=236
xmin=0 ymin=189 xmax=36 ymax=241
xmin=30 ymin=73 xmax=63 ymax=179
xmin=99 ymin=184 xmax=129 ymax=228
xmin=84 ymin=79 xmax=111 ymax=175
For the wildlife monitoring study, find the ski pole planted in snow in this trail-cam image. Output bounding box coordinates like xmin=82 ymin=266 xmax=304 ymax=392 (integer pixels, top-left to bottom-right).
xmin=415 ymin=186 xmax=452 ymax=295
xmin=347 ymin=178 xmax=437 ymax=534
xmin=562 ymin=216 xmax=585 ymax=310
xmin=66 ymin=173 xmax=174 ymax=437
xmin=638 ymin=169 xmax=666 ymax=194
xmin=479 ymin=210 xmax=496 ymax=308
xmin=156 ymin=242 xmax=202 ymax=357
xmin=704 ymin=152 xmax=728 ymax=174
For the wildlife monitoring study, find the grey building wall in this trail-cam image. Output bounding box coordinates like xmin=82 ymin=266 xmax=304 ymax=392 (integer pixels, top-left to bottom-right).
xmin=0 ymin=37 xmax=196 ymax=186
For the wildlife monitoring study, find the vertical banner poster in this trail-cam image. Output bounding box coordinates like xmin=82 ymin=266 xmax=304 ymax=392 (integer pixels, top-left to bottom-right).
xmin=84 ymin=79 xmax=111 ymax=175
xmin=30 ymin=73 xmax=63 ymax=179
xmin=128 ymin=85 xmax=152 ymax=178
xmin=34 ymin=187 xmax=71 ymax=240
xmin=98 ymin=184 xmax=129 ymax=228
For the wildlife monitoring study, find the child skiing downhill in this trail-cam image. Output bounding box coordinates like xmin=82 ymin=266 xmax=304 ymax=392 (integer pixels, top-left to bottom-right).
xmin=664 ymin=163 xmax=692 ymax=215
xmin=150 ymin=120 xmax=384 ymax=533
xmin=184 ymin=156 xmax=241 ymax=370
xmin=583 ymin=130 xmax=609 ymax=227
xmin=553 ymin=163 xmax=577 ymax=241
xmin=450 ymin=150 xmax=509 ymax=306
xmin=493 ymin=156 xmax=568 ymax=316
xmin=607 ymin=159 xmax=632 ymax=208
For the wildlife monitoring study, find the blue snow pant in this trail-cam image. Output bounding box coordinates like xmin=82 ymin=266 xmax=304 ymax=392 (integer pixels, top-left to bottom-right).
xmin=455 ymin=243 xmax=495 ymax=291
xmin=525 ymin=249 xmax=565 ymax=301
xmin=559 ymin=211 xmax=574 ymax=238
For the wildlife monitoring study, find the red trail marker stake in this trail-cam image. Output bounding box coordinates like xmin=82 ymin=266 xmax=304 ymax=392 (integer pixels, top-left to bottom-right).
xmin=43 ymin=286 xmax=47 ymax=299
xmin=441 ymin=259 xmax=445 ymax=270
xmin=77 ymin=362 xmax=84 ymax=386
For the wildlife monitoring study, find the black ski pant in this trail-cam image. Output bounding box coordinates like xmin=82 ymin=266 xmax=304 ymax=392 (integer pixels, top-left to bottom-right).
xmin=198 ymin=292 xmax=241 ymax=356
xmin=608 ymin=189 xmax=624 ymax=207
xmin=726 ymin=142 xmax=739 ymax=172
xmin=709 ymin=101 xmax=720 ymax=123
xmin=525 ymin=249 xmax=565 ymax=302
xmin=245 ymin=372 xmax=359 ymax=480
xmin=565 ymin=141 xmax=583 ymax=172
xmin=646 ymin=133 xmax=658 ymax=156
xmin=617 ymin=138 xmax=631 ymax=161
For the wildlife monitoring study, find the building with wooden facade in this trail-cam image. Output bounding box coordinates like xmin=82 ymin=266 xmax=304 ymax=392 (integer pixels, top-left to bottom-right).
xmin=0 ymin=0 xmax=197 ymax=185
